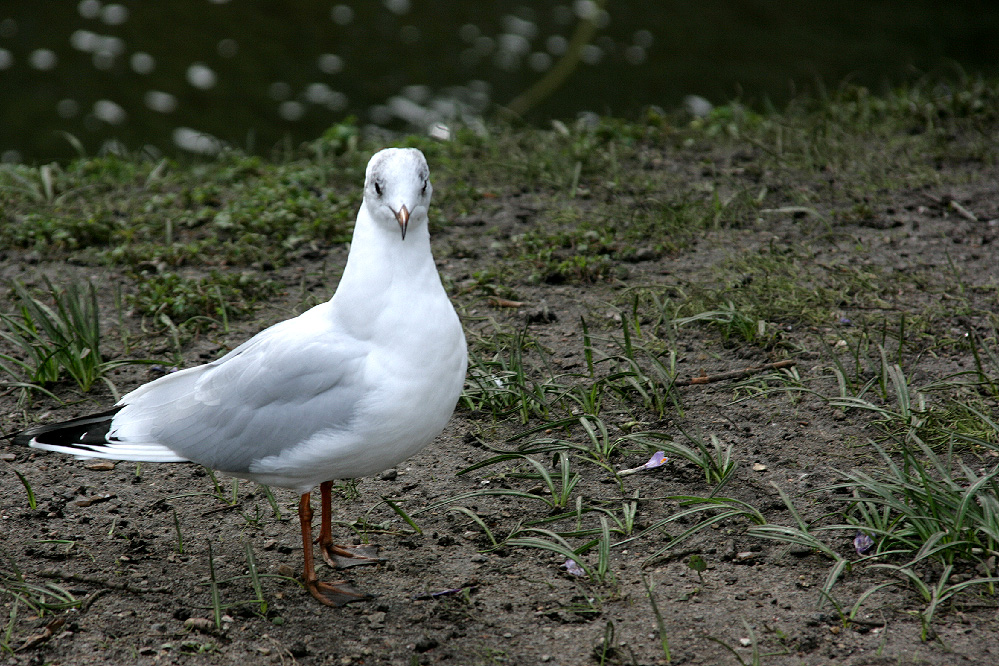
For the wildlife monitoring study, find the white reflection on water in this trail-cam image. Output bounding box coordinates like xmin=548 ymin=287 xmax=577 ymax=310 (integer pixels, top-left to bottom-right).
xmin=131 ymin=52 xmax=155 ymax=74
xmin=94 ymin=99 xmax=127 ymax=125
xmin=145 ymin=91 xmax=178 ymax=113
xmin=279 ymin=100 xmax=305 ymax=121
xmin=78 ymin=0 xmax=101 ymax=20
xmin=186 ymin=63 xmax=218 ymax=90
xmin=29 ymin=49 xmax=58 ymax=71
xmin=384 ymin=0 xmax=411 ymax=16
xmin=624 ymin=45 xmax=645 ymax=65
xmin=70 ymin=30 xmax=99 ymax=52
xmin=546 ymin=34 xmax=567 ymax=56
xmin=318 ymin=53 xmax=343 ymax=74
xmin=101 ymin=4 xmax=129 ymax=26
xmin=3 ymin=2 xmax=662 ymax=157
xmin=331 ymin=5 xmax=354 ymax=26
xmin=173 ymin=127 xmax=223 ymax=155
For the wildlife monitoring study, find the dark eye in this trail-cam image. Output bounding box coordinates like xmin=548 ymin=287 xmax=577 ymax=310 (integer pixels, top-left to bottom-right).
xmin=420 ymin=181 xmax=427 ymax=196
xmin=374 ymin=181 xmax=383 ymax=196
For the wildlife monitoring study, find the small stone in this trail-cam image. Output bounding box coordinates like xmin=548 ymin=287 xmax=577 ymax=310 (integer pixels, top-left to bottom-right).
xmin=0 ymin=453 xmax=16 ymax=462
xmin=378 ymin=469 xmax=398 ymax=481
xmin=524 ymin=301 xmax=557 ymax=324
xmin=183 ymin=617 xmax=216 ymax=633
xmin=414 ymin=636 xmax=438 ymax=653
xmin=85 ymin=461 xmax=116 ymax=471
xmin=276 ymin=564 xmax=295 ymax=578
xmin=634 ymin=247 xmax=659 ymax=262
xmin=366 ymin=611 xmax=386 ymax=629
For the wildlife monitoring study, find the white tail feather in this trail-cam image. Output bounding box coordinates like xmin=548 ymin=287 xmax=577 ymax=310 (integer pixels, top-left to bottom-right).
xmin=28 ymin=440 xmax=190 ymax=463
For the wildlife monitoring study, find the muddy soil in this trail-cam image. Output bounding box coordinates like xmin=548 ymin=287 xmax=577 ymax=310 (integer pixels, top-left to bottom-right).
xmin=2 ymin=128 xmax=999 ymax=666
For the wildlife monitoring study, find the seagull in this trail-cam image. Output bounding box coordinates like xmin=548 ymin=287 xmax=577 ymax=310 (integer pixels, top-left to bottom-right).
xmin=13 ymin=147 xmax=468 ymax=607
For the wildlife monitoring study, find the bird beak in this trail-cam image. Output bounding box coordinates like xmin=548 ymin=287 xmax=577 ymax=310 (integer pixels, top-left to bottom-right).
xmin=394 ymin=205 xmax=410 ymax=240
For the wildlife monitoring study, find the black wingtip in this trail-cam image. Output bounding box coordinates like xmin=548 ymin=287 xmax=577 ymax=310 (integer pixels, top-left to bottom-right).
xmin=12 ymin=407 xmax=124 ymax=448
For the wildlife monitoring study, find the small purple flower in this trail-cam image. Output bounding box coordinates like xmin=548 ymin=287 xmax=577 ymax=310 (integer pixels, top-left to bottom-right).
xmin=839 ymin=317 xmax=852 ymax=326
xmin=854 ymin=531 xmax=874 ymax=555
xmin=563 ymin=559 xmax=586 ymax=576
xmin=618 ymin=451 xmax=669 ymax=476
xmin=643 ymin=451 xmax=668 ymax=470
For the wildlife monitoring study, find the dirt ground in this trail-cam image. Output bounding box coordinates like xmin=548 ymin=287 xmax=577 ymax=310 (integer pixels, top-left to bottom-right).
xmin=2 ymin=103 xmax=999 ymax=665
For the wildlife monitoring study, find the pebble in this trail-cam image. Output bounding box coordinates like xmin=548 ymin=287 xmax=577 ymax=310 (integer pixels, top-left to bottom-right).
xmin=183 ymin=617 xmax=216 ymax=633
xmin=414 ymin=635 xmax=438 ymax=652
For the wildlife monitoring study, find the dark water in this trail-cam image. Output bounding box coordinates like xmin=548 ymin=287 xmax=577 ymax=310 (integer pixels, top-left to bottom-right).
xmin=1 ymin=0 xmax=997 ymax=161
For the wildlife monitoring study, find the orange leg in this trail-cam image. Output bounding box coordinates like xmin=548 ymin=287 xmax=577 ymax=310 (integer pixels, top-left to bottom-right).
xmin=298 ymin=492 xmax=370 ymax=606
xmin=315 ymin=480 xmax=383 ymax=569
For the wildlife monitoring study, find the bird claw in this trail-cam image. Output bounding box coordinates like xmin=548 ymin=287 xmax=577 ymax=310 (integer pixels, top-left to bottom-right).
xmin=306 ymin=579 xmax=373 ymax=607
xmin=318 ymin=543 xmax=384 ymax=569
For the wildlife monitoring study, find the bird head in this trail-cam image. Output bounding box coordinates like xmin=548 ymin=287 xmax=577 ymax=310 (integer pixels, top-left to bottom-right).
xmin=363 ymin=148 xmax=432 ymax=240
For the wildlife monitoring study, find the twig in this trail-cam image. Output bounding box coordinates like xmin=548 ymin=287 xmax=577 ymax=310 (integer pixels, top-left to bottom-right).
xmin=675 ymin=360 xmax=797 ymax=387
xmin=79 ymin=588 xmax=109 ymax=613
xmin=487 ymin=297 xmax=524 ymax=308
xmin=949 ymin=199 xmax=978 ymax=222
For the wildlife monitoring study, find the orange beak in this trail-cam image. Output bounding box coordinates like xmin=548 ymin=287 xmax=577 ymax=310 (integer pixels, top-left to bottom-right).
xmin=394 ymin=205 xmax=410 ymax=240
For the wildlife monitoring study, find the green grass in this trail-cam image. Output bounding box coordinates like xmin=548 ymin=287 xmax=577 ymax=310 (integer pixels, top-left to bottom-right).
xmin=0 ymin=277 xmax=156 ymax=397
xmin=129 ymin=270 xmax=282 ymax=330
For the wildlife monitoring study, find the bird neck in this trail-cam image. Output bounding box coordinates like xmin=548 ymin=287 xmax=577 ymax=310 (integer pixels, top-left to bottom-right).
xmin=330 ymin=206 xmax=442 ymax=331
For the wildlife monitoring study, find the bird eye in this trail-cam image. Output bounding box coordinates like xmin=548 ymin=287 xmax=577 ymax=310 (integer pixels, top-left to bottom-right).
xmin=420 ymin=181 xmax=427 ymax=196
xmin=374 ymin=181 xmax=383 ymax=196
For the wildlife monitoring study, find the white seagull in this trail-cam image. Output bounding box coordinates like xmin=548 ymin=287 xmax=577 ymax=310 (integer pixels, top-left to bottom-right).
xmin=14 ymin=148 xmax=468 ymax=607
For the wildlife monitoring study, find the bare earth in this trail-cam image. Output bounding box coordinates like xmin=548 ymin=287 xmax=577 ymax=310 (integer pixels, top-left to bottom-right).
xmin=2 ymin=98 xmax=999 ymax=665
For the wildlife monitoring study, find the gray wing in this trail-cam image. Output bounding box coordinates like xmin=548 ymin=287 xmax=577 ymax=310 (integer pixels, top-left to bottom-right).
xmin=110 ymin=317 xmax=369 ymax=473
